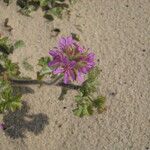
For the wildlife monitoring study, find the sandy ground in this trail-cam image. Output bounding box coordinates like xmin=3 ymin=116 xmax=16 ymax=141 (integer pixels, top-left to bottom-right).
xmin=0 ymin=0 xmax=150 ymax=150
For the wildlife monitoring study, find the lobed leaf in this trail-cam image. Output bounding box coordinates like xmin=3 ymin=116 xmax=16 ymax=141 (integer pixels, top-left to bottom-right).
xmin=14 ymin=40 xmax=25 ymax=49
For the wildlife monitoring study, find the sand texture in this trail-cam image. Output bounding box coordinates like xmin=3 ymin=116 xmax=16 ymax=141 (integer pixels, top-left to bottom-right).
xmin=0 ymin=0 xmax=150 ymax=150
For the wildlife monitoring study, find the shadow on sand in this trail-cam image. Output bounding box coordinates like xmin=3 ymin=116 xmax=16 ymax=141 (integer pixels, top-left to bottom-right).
xmin=3 ymin=101 xmax=49 ymax=139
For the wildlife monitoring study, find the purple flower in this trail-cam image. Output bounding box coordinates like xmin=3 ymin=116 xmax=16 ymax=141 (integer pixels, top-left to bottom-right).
xmin=48 ymin=36 xmax=95 ymax=84
xmin=0 ymin=123 xmax=6 ymax=130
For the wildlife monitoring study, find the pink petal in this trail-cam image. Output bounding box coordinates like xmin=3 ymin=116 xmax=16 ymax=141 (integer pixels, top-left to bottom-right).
xmin=66 ymin=36 xmax=74 ymax=45
xmin=69 ymin=70 xmax=76 ymax=81
xmin=70 ymin=61 xmax=76 ymax=68
xmin=77 ymin=71 xmax=84 ymax=83
xmin=49 ymin=49 xmax=58 ymax=57
xmin=59 ymin=36 xmax=74 ymax=50
xmin=87 ymin=53 xmax=95 ymax=61
xmin=53 ymin=68 xmax=64 ymax=74
xmin=62 ymin=57 xmax=69 ymax=64
xmin=75 ymin=43 xmax=84 ymax=53
xmin=59 ymin=38 xmax=66 ymax=47
xmin=64 ymin=72 xmax=69 ymax=84
xmin=80 ymin=67 xmax=88 ymax=74
xmin=48 ymin=60 xmax=59 ymax=66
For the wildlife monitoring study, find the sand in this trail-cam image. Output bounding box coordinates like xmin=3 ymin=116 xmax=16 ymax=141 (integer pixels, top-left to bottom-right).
xmin=0 ymin=0 xmax=150 ymax=150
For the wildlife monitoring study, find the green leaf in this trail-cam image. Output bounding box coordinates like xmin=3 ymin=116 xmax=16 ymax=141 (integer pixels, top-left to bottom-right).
xmin=82 ymin=104 xmax=93 ymax=116
xmin=0 ymin=37 xmax=9 ymax=45
xmin=37 ymin=57 xmax=52 ymax=80
xmin=37 ymin=66 xmax=52 ymax=80
xmin=0 ymin=44 xmax=14 ymax=55
xmin=93 ymin=96 xmax=106 ymax=113
xmin=44 ymin=13 xmax=54 ymax=21
xmin=79 ymin=67 xmax=101 ymax=96
xmin=74 ymin=94 xmax=83 ymax=103
xmin=39 ymin=66 xmax=52 ymax=76
xmin=80 ymin=82 xmax=96 ymax=96
xmin=0 ymin=37 xmax=25 ymax=55
xmin=40 ymin=0 xmax=49 ymax=7
xmin=0 ymin=80 xmax=10 ymax=93
xmin=73 ymin=95 xmax=93 ymax=117
xmin=19 ymin=5 xmax=36 ymax=16
xmin=73 ymin=105 xmax=83 ymax=117
xmin=71 ymin=33 xmax=80 ymax=41
xmin=14 ymin=40 xmax=25 ymax=49
xmin=49 ymin=7 xmax=63 ymax=18
xmin=5 ymin=59 xmax=20 ymax=77
xmin=38 ymin=57 xmax=51 ymax=67
xmin=73 ymin=104 xmax=93 ymax=117
xmin=87 ymin=66 xmax=101 ymax=82
xmin=0 ymin=37 xmax=14 ymax=55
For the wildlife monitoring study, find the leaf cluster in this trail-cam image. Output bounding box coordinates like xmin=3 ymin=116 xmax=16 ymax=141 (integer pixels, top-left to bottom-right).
xmin=73 ymin=67 xmax=106 ymax=117
xmin=0 ymin=80 xmax=22 ymax=113
xmin=15 ymin=0 xmax=71 ymax=21
xmin=0 ymin=37 xmax=24 ymax=55
xmin=0 ymin=36 xmax=25 ymax=113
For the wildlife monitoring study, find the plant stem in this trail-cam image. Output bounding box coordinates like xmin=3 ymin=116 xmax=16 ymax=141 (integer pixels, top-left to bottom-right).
xmin=9 ymin=75 xmax=63 ymax=86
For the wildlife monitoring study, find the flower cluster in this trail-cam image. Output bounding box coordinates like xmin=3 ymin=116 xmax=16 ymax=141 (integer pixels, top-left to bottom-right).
xmin=48 ymin=36 xmax=95 ymax=84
